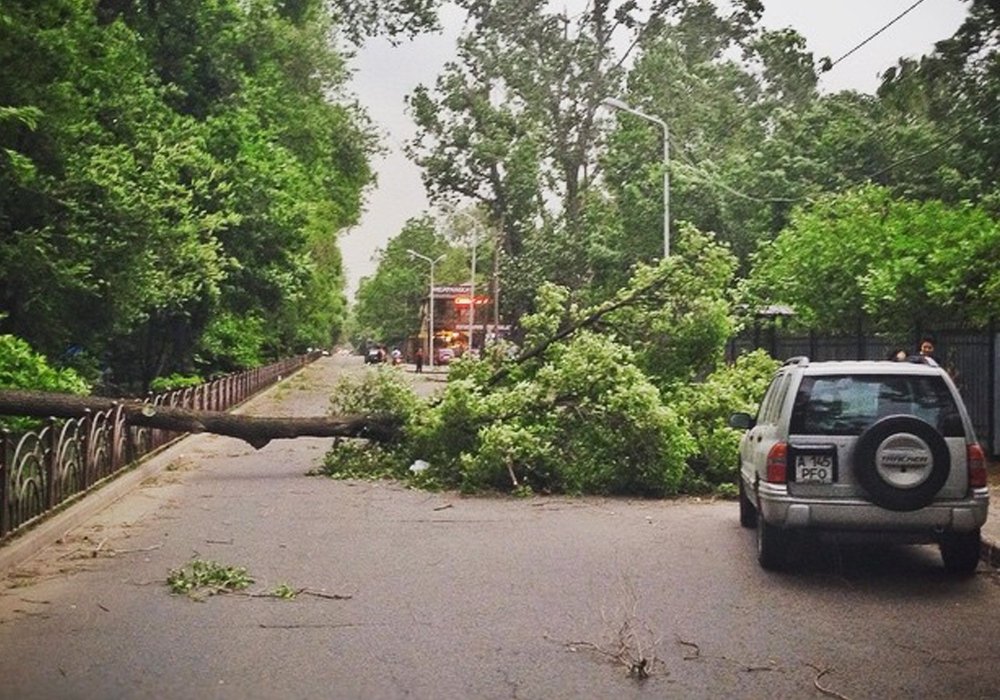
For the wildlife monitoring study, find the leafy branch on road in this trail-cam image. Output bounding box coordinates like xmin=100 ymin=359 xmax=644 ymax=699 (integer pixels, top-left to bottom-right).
xmin=167 ymin=559 xmax=253 ymax=599
xmin=166 ymin=559 xmax=352 ymax=602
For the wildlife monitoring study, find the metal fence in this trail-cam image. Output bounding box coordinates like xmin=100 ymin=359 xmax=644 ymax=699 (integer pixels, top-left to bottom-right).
xmin=0 ymin=352 xmax=319 ymax=542
xmin=729 ymin=325 xmax=999 ymax=457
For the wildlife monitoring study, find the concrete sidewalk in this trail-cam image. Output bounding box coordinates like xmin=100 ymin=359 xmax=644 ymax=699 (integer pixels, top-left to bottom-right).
xmin=980 ymin=466 xmax=1000 ymax=566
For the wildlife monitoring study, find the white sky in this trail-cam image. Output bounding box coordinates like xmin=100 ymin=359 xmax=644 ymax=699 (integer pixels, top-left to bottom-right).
xmin=341 ymin=0 xmax=969 ymax=298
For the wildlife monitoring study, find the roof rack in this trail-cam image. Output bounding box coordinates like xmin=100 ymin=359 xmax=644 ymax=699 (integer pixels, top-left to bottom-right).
xmin=783 ymin=356 xmax=810 ymax=366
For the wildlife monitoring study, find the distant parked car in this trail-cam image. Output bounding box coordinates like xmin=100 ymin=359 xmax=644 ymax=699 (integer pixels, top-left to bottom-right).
xmin=435 ymin=347 xmax=455 ymax=365
xmin=365 ymin=347 xmax=382 ymax=364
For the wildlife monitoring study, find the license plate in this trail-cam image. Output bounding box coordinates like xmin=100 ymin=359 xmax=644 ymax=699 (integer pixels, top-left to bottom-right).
xmin=791 ymin=447 xmax=837 ymax=484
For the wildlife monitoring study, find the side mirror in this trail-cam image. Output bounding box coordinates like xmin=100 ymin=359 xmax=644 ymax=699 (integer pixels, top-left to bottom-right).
xmin=729 ymin=412 xmax=755 ymax=430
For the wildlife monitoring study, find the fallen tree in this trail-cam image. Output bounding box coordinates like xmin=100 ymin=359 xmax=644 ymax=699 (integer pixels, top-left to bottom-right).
xmin=0 ymin=390 xmax=400 ymax=449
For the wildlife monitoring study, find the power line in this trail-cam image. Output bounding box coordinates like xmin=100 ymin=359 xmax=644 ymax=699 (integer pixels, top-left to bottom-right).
xmin=823 ymin=0 xmax=928 ymax=71
xmin=861 ymin=99 xmax=1000 ymax=182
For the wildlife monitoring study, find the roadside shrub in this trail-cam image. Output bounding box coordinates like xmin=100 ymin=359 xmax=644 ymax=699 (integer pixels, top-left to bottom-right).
xmin=150 ymin=373 xmax=203 ymax=393
xmin=0 ymin=334 xmax=90 ymax=395
xmin=0 ymin=334 xmax=91 ymax=431
xmin=672 ymin=349 xmax=780 ymax=492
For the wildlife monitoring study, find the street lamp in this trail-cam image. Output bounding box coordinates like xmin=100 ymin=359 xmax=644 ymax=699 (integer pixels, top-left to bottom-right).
xmin=451 ymin=210 xmax=485 ymax=354
xmin=407 ymin=249 xmax=446 ymax=368
xmin=602 ymin=97 xmax=670 ymax=258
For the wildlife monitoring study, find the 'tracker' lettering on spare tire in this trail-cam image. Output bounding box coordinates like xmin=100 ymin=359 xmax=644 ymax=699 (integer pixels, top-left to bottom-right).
xmin=853 ymin=415 xmax=950 ymax=512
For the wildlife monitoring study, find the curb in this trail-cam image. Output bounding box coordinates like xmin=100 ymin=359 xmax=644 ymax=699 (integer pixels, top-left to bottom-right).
xmin=0 ymin=432 xmax=209 ymax=579
xmin=0 ymin=367 xmax=307 ymax=580
xmin=982 ymin=535 xmax=1000 ymax=569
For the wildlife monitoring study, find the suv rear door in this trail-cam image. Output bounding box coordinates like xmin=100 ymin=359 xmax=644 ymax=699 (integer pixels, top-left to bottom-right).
xmin=785 ymin=371 xmax=969 ymax=501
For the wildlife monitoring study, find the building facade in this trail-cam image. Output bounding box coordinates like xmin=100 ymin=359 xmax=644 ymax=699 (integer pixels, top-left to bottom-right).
xmin=410 ymin=284 xmax=506 ymax=360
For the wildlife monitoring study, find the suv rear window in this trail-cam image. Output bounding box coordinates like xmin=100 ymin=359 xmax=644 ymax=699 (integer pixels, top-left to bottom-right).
xmin=789 ymin=374 xmax=964 ymax=437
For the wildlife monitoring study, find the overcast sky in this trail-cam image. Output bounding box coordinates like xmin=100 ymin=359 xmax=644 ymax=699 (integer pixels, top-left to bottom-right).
xmin=341 ymin=0 xmax=969 ymax=298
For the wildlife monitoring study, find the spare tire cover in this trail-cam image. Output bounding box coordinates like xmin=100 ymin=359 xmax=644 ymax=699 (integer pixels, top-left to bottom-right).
xmin=853 ymin=415 xmax=951 ymax=512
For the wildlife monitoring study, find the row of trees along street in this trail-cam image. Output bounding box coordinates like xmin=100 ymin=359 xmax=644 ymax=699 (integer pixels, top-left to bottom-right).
xmin=1 ymin=1 xmax=998 ymax=496
xmin=354 ymin=0 xmax=998 ymax=349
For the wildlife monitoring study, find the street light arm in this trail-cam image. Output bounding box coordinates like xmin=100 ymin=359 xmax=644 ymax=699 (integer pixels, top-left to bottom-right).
xmin=602 ymin=97 xmax=665 ymax=129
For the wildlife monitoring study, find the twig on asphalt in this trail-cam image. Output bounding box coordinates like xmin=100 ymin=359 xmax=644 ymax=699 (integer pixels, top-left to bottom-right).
xmin=243 ymin=588 xmax=352 ymax=601
xmin=806 ymin=663 xmax=852 ymax=700
xmin=676 ymin=637 xmax=701 ymax=660
xmin=113 ymin=543 xmax=163 ymax=555
xmin=299 ymin=589 xmax=353 ymax=600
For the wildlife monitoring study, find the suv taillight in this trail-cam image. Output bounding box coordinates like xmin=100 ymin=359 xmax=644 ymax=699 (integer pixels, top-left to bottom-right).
xmin=968 ymin=443 xmax=987 ymax=488
xmin=766 ymin=442 xmax=788 ymax=483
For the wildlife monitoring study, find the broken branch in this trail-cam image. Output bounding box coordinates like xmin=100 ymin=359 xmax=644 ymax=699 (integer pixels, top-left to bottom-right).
xmin=0 ymin=390 xmax=401 ymax=449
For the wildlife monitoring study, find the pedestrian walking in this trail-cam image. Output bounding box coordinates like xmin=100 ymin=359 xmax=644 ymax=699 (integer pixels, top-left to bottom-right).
xmin=414 ymin=348 xmax=423 ymax=373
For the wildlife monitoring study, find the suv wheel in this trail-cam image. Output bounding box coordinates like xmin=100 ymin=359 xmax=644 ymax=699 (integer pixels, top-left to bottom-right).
xmin=757 ymin=519 xmax=788 ymax=571
xmin=940 ymin=530 xmax=981 ymax=575
xmin=853 ymin=416 xmax=951 ymax=512
xmin=738 ymin=476 xmax=757 ymax=528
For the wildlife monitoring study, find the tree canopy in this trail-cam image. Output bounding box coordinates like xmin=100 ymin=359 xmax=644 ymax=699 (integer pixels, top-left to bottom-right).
xmin=0 ymin=0 xmax=376 ymax=391
xmin=395 ymin=0 xmax=997 ymax=339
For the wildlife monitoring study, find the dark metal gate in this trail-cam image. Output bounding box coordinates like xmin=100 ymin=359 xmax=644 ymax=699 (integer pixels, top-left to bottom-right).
xmin=730 ymin=327 xmax=999 ymax=457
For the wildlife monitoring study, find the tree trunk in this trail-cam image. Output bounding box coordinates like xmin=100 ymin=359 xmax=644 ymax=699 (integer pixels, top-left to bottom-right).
xmin=0 ymin=390 xmax=400 ymax=449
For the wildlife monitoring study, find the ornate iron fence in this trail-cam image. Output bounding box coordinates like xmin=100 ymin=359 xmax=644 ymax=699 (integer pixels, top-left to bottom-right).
xmin=0 ymin=353 xmax=319 ymax=541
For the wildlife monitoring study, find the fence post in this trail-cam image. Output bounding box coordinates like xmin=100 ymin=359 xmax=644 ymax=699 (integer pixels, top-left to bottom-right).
xmin=0 ymin=430 xmax=9 ymax=538
xmin=45 ymin=417 xmax=57 ymax=510
xmin=81 ymin=409 xmax=92 ymax=490
xmin=990 ymin=317 xmax=997 ymax=456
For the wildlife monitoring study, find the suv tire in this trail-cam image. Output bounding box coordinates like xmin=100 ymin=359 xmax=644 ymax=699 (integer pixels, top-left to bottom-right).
xmin=757 ymin=519 xmax=788 ymax=570
xmin=853 ymin=416 xmax=950 ymax=512
xmin=940 ymin=530 xmax=981 ymax=576
xmin=739 ymin=476 xmax=757 ymax=528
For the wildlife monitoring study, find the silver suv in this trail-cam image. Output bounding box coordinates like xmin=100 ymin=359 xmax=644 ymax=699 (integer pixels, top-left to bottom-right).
xmin=730 ymin=356 xmax=989 ymax=573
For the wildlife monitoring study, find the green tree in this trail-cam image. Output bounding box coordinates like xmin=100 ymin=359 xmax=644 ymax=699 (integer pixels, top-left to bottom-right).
xmin=875 ymin=0 xmax=999 ymax=210
xmin=353 ymin=216 xmax=469 ymax=348
xmin=744 ymin=186 xmax=1000 ymax=333
xmin=605 ymin=3 xmax=820 ymax=268
xmin=408 ymin=1 xmax=711 ymax=322
xmin=0 ymin=0 xmax=226 ymax=388
xmin=1 ymin=0 xmax=376 ymax=390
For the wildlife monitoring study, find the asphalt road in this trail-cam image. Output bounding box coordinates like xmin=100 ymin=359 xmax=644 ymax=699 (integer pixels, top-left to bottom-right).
xmin=2 ymin=356 xmax=1000 ymax=699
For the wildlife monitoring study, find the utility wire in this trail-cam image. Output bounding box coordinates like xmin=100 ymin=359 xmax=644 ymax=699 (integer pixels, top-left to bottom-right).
xmin=824 ymin=0 xmax=928 ymax=71
xmin=861 ymin=99 xmax=1000 ymax=181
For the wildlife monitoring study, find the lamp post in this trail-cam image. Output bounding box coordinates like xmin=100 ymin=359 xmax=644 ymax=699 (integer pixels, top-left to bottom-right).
xmin=451 ymin=210 xmax=485 ymax=354
xmin=602 ymin=97 xmax=670 ymax=258
xmin=407 ymin=249 xmax=446 ymax=368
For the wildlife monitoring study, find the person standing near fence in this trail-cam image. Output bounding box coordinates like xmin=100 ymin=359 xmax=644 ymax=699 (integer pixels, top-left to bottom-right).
xmin=919 ymin=336 xmax=937 ymax=360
